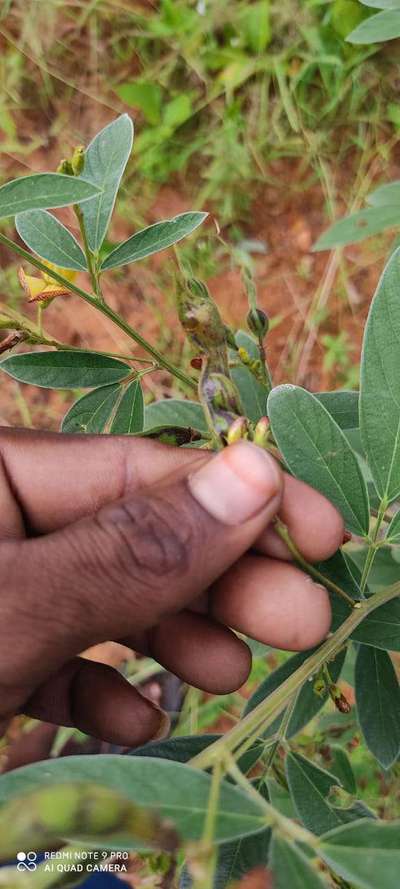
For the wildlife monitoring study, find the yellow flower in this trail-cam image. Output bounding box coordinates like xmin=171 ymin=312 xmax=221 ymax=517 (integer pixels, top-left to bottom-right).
xmin=18 ymin=262 xmax=76 ymax=303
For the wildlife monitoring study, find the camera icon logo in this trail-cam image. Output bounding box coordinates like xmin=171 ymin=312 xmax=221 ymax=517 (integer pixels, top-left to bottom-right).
xmin=17 ymin=852 xmax=38 ymax=872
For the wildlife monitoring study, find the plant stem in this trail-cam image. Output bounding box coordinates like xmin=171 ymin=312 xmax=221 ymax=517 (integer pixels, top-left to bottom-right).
xmin=189 ymin=580 xmax=400 ymax=771
xmin=0 ymin=232 xmax=196 ymax=392
xmin=360 ymin=497 xmax=388 ymax=594
xmin=74 ymin=203 xmax=100 ymax=299
xmin=274 ymin=517 xmax=358 ymax=608
xmin=225 ymin=754 xmax=317 ymax=847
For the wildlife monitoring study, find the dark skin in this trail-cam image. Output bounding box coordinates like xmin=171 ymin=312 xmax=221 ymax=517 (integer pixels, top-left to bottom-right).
xmin=0 ymin=430 xmax=344 ymax=747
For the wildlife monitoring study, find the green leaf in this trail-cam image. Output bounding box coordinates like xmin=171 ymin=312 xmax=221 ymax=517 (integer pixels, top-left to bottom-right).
xmin=101 ymin=212 xmax=207 ymax=271
xmin=1 ymin=351 xmax=130 ymax=389
xmin=347 ymin=8 xmax=400 ymax=41
xmin=268 ymin=385 xmax=370 ymax=535
xmin=328 ymin=746 xmax=357 ymax=795
xmin=164 ymin=94 xmax=193 ymax=128
xmin=331 ymin=595 xmax=400 ymax=650
xmin=286 ymin=753 xmax=373 ymax=836
xmin=243 ymin=649 xmax=346 ymax=740
xmin=0 ymin=755 xmax=266 ymax=846
xmin=230 ymin=365 xmax=268 ymax=423
xmin=213 ymin=782 xmax=270 ymax=889
xmin=319 ymin=820 xmax=400 ymax=889
xmin=114 ymin=82 xmax=162 ymax=125
xmin=315 ymin=391 xmax=359 ymax=430
xmin=313 ymin=205 xmax=400 ymax=251
xmin=360 ymin=247 xmax=400 ymax=503
xmin=238 ymin=1 xmax=272 ymax=54
xmin=0 ymin=173 xmax=100 ymax=219
xmin=144 ymin=399 xmax=207 ymax=433
xmin=110 ymin=380 xmax=144 ymax=434
xmin=79 ymin=114 xmax=134 ymax=252
xmin=235 ymin=330 xmax=260 ymax=361
xmin=131 ymin=734 xmax=221 ymax=764
xmin=214 ymin=827 xmax=270 ymax=889
xmin=355 ymin=646 xmax=400 ymax=769
xmin=360 ymin=1 xmax=400 ymax=8
xmin=15 ymin=209 xmax=87 ymax=270
xmin=386 ymin=509 xmax=400 ymax=542
xmin=61 ymin=383 xmax=121 ymax=433
xmin=271 ymin=835 xmax=327 ymax=889
xmin=367 ymin=180 xmax=400 ymax=207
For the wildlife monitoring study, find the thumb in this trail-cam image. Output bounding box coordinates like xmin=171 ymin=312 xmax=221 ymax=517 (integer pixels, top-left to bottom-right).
xmin=1 ymin=443 xmax=282 ymax=689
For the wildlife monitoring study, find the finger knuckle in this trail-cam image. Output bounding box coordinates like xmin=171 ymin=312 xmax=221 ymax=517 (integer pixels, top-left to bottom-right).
xmin=97 ymin=493 xmax=196 ymax=589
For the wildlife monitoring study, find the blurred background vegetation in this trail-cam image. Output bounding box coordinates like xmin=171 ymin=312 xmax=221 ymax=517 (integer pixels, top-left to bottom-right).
xmin=0 ymin=0 xmax=399 ymax=839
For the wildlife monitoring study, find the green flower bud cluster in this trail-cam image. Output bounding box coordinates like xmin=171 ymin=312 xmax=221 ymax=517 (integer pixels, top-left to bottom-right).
xmin=226 ymin=415 xmax=271 ymax=449
xmin=57 ymin=145 xmax=85 ymax=177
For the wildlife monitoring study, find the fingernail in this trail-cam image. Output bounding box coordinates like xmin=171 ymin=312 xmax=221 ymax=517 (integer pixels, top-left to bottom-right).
xmin=188 ymin=441 xmax=281 ymax=526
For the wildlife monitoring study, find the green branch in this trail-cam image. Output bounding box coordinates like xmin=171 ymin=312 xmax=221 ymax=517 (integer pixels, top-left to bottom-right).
xmin=0 ymin=231 xmax=196 ymax=392
xmin=189 ymin=581 xmax=400 ymax=770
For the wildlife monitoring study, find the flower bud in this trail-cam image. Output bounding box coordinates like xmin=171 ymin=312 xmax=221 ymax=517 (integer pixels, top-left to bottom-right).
xmin=253 ymin=416 xmax=270 ymax=449
xmin=238 ymin=346 xmax=251 ymax=366
xmin=329 ymin=684 xmax=352 ymax=714
xmin=247 ymin=307 xmax=269 ymax=338
xmin=227 ymin=416 xmax=249 ymax=445
xmin=71 ymin=145 xmax=85 ymax=175
xmin=313 ymin=676 xmax=326 ymax=698
xmin=57 ymin=158 xmax=73 ymax=175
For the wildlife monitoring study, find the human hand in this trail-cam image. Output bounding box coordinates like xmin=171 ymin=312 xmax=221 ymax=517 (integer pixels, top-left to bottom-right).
xmin=0 ymin=430 xmax=343 ymax=746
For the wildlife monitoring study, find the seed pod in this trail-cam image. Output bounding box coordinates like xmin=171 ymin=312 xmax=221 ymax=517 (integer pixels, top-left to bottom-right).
xmin=176 ymin=275 xmax=227 ymax=358
xmin=227 ymin=416 xmax=250 ymax=445
xmin=253 ymin=416 xmax=270 ymax=449
xmin=190 ymin=356 xmax=203 ymax=370
xmin=247 ymin=307 xmax=269 ymax=338
xmin=71 ymin=145 xmax=85 ymax=175
xmin=0 ymin=331 xmax=26 ymax=354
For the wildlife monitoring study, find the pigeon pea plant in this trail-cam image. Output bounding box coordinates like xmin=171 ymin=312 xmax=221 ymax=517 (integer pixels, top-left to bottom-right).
xmin=0 ymin=114 xmax=399 ymax=889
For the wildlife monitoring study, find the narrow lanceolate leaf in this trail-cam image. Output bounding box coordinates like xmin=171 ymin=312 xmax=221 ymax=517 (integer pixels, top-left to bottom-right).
xmin=0 ymin=173 xmax=100 ymax=219
xmin=360 ymin=247 xmax=400 ymax=503
xmin=268 ymin=385 xmax=370 ymax=535
xmin=271 ymin=835 xmax=327 ymax=889
xmin=144 ymin=399 xmax=207 ymax=434
xmin=331 ymin=595 xmax=400 ymax=651
xmin=286 ymin=753 xmax=373 ymax=837
xmin=243 ymin=648 xmax=346 ymax=740
xmin=386 ymin=509 xmax=400 ymax=542
xmin=101 ymin=212 xmax=208 ymax=271
xmin=16 ymin=210 xmax=87 ymax=271
xmin=313 ymin=206 xmax=400 ymax=250
xmin=0 ymin=755 xmax=266 ymax=846
xmin=213 ymin=782 xmax=271 ymax=889
xmin=61 ymin=384 xmax=122 ymax=433
xmin=0 ymin=351 xmax=130 ymax=389
xmin=79 ymin=114 xmax=134 ymax=252
xmin=110 ymin=380 xmax=144 ymax=434
xmin=347 ymin=9 xmax=400 ymax=42
xmin=319 ymin=821 xmax=400 ymax=889
xmin=367 ymin=179 xmax=400 ymax=207
xmin=355 ymin=646 xmax=400 ymax=769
